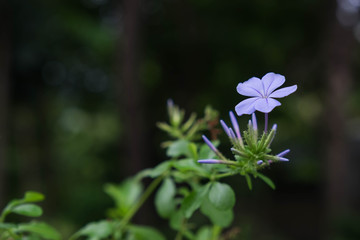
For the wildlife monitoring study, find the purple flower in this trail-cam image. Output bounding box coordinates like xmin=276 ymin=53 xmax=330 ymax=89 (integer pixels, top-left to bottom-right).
xmin=235 ymin=72 xmax=297 ymax=116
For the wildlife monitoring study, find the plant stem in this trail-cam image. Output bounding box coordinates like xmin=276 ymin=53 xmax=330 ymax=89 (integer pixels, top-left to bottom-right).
xmin=6 ymin=229 xmax=19 ymax=240
xmin=264 ymin=113 xmax=268 ymax=132
xmin=211 ymin=225 xmax=222 ymax=240
xmin=174 ymin=219 xmax=187 ymax=240
xmin=175 ymin=230 xmax=183 ymax=240
xmin=214 ymin=171 xmax=237 ymax=180
xmin=119 ymin=175 xmax=165 ymax=229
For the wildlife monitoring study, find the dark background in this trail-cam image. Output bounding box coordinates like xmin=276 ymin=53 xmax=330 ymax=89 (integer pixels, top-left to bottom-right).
xmin=1 ymin=0 xmax=360 ymax=239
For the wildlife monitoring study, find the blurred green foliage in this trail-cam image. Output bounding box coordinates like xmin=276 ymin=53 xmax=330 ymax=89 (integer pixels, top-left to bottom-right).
xmin=4 ymin=0 xmax=360 ymax=239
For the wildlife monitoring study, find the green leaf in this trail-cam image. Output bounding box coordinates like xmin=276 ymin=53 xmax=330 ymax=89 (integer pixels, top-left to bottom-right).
xmin=198 ymin=141 xmax=219 ymax=159
xmin=0 ymin=191 xmax=45 ymax=221
xmin=200 ymin=198 xmax=233 ymax=227
xmin=134 ymin=168 xmax=153 ymax=181
xmin=104 ymin=179 xmax=143 ymax=216
xmin=172 ymin=159 xmax=208 ymax=175
xmin=182 ymin=113 xmax=197 ymax=132
xmin=149 ymin=161 xmax=172 ymax=178
xmin=245 ymin=174 xmax=253 ymax=190
xmin=16 ymin=222 xmax=61 ymax=240
xmin=12 ymin=204 xmax=43 ymax=217
xmin=195 ymin=226 xmax=212 ymax=240
xmin=0 ymin=223 xmax=16 ymax=230
xmin=257 ymin=173 xmax=276 ymax=190
xmin=188 ymin=142 xmax=198 ymax=160
xmin=72 ymin=220 xmax=114 ymax=239
xmin=24 ymin=192 xmax=45 ymax=202
xmin=171 ymin=171 xmax=194 ymax=183
xmin=208 ymin=182 xmax=235 ymax=211
xmin=157 ymin=122 xmax=172 ymax=133
xmin=169 ymin=211 xmax=184 ymax=231
xmin=127 ymin=225 xmax=165 ymax=240
xmin=167 ymin=140 xmax=190 ymax=158
xmin=155 ymin=178 xmax=176 ymax=218
xmin=181 ymin=183 xmax=211 ymax=218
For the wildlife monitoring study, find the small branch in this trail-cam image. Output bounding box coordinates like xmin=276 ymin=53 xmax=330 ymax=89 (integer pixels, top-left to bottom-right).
xmin=119 ymin=175 xmax=165 ymax=229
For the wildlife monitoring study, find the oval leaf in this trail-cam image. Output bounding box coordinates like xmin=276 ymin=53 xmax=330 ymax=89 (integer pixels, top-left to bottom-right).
xmin=167 ymin=140 xmax=190 ymax=158
xmin=169 ymin=211 xmax=184 ymax=231
xmin=208 ymin=182 xmax=235 ymax=211
xmin=74 ymin=220 xmax=114 ymax=239
xmin=17 ymin=222 xmax=61 ymax=240
xmin=104 ymin=178 xmax=143 ymax=216
xmin=155 ymin=178 xmax=176 ymax=218
xmin=181 ymin=183 xmax=211 ymax=218
xmin=195 ymin=226 xmax=212 ymax=240
xmin=172 ymin=159 xmax=208 ymax=175
xmin=12 ymin=204 xmax=43 ymax=217
xmin=149 ymin=161 xmax=172 ymax=178
xmin=24 ymin=191 xmax=45 ymax=202
xmin=128 ymin=225 xmax=166 ymax=240
xmin=200 ymin=198 xmax=233 ymax=227
xmin=0 ymin=223 xmax=16 ymax=230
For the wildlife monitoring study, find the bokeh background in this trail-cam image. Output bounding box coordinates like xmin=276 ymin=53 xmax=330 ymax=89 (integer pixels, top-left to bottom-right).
xmin=1 ymin=0 xmax=360 ymax=239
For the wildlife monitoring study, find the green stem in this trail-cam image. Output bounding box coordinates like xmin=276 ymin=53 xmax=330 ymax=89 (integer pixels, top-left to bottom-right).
xmin=0 ymin=207 xmax=11 ymax=223
xmin=264 ymin=113 xmax=268 ymax=133
xmin=174 ymin=223 xmax=184 ymax=240
xmin=175 ymin=231 xmax=183 ymax=240
xmin=70 ymin=177 xmax=167 ymax=240
xmin=120 ymin=175 xmax=165 ymax=229
xmin=214 ymin=171 xmax=237 ymax=180
xmin=5 ymin=229 xmax=20 ymax=240
xmin=211 ymin=225 xmax=222 ymax=240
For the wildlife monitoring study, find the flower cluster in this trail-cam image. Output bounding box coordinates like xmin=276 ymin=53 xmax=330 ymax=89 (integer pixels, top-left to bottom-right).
xmin=198 ymin=72 xmax=296 ymax=178
xmin=199 ymin=112 xmax=289 ymax=170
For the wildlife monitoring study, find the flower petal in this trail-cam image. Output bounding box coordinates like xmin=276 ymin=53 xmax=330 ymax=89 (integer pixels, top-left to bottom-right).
xmin=235 ymin=97 xmax=259 ymax=116
xmin=236 ymin=77 xmax=263 ymax=97
xmin=254 ymin=98 xmax=281 ymax=113
xmin=261 ymin=72 xmax=285 ymax=96
xmin=269 ymin=85 xmax=297 ymax=98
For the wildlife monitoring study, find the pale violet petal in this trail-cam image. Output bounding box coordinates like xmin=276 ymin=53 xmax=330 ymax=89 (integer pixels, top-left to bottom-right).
xmin=269 ymin=85 xmax=297 ymax=98
xmin=254 ymin=98 xmax=281 ymax=113
xmin=235 ymin=97 xmax=259 ymax=116
xmin=236 ymin=77 xmax=263 ymax=97
xmin=261 ymin=72 xmax=285 ymax=96
xmin=229 ymin=111 xmax=241 ymax=139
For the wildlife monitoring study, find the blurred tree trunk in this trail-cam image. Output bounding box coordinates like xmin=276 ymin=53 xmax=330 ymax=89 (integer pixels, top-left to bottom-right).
xmin=116 ymin=0 xmax=153 ymax=225
xmin=15 ymin=106 xmax=42 ymax=193
xmin=117 ymin=0 xmax=146 ymax=175
xmin=323 ymin=0 xmax=355 ymax=231
xmin=0 ymin=0 xmax=11 ymax=206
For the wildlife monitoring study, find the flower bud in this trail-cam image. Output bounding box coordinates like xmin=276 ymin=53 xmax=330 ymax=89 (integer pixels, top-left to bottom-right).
xmin=220 ymin=120 xmax=230 ymax=137
xmin=229 ymin=111 xmax=242 ymax=139
xmin=252 ymin=113 xmax=258 ymax=131
xmin=277 ymin=149 xmax=290 ymax=157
